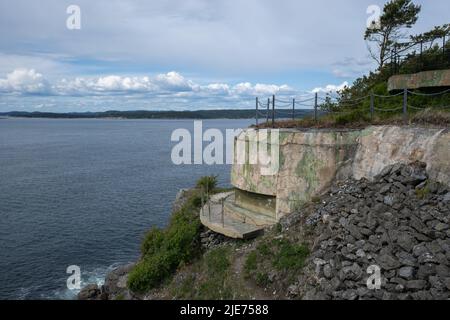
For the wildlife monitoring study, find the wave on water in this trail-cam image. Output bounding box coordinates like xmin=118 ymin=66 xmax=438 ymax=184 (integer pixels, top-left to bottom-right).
xmin=14 ymin=263 xmax=126 ymax=300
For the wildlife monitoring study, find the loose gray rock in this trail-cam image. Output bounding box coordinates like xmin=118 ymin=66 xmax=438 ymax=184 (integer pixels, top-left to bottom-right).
xmin=295 ymin=162 xmax=450 ymax=300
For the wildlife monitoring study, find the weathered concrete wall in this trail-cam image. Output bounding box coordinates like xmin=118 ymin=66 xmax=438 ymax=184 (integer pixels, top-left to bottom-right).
xmin=387 ymin=69 xmax=450 ymax=91
xmin=231 ymin=126 xmax=450 ymax=220
xmin=232 ymin=129 xmax=362 ymax=219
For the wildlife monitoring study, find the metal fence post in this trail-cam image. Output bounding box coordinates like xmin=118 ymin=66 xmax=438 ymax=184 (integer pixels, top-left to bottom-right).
xmin=206 ymin=183 xmax=211 ymax=221
xmin=272 ymin=94 xmax=275 ymax=128
xmin=370 ymin=92 xmax=374 ymax=121
xmin=201 ymin=188 xmax=204 ymax=216
xmin=255 ymin=97 xmax=259 ymax=127
xmin=443 ymin=35 xmax=446 ymax=61
xmin=292 ymin=98 xmax=295 ymax=121
xmin=403 ymin=88 xmax=408 ymax=124
xmin=221 ymin=198 xmax=224 ymax=228
xmin=266 ymin=98 xmax=270 ymax=125
xmin=314 ymin=92 xmax=318 ymax=123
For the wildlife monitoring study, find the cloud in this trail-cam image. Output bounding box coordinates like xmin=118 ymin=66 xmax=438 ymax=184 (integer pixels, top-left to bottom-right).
xmin=0 ymin=69 xmax=51 ymax=94
xmin=0 ymin=69 xmax=296 ymax=100
xmin=232 ymin=82 xmax=294 ymax=96
xmin=312 ymin=81 xmax=349 ymax=93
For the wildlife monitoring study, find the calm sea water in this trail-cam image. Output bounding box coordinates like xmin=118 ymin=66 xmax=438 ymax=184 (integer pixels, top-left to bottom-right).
xmin=0 ymin=118 xmax=253 ymax=300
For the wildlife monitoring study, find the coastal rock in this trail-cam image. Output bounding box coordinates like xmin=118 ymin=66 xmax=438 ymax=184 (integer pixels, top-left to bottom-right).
xmin=103 ymin=263 xmax=135 ymax=300
xmin=77 ymin=284 xmax=103 ymax=300
xmin=296 ymin=162 xmax=450 ymax=300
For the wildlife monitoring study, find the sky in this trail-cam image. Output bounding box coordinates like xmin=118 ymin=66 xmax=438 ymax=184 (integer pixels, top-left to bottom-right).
xmin=0 ymin=0 xmax=448 ymax=112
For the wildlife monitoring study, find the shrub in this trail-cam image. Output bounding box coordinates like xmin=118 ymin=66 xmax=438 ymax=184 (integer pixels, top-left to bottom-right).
xmin=127 ymin=191 xmax=203 ymax=293
xmin=196 ymin=175 xmax=218 ymax=192
xmin=141 ymin=227 xmax=165 ymax=256
xmin=272 ymin=240 xmax=310 ymax=272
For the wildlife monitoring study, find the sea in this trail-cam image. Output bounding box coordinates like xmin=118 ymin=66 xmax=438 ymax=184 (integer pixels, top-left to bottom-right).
xmin=0 ymin=118 xmax=254 ymax=299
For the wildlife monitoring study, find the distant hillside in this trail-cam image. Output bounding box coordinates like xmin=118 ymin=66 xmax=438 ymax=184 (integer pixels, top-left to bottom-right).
xmin=0 ymin=109 xmax=313 ymax=120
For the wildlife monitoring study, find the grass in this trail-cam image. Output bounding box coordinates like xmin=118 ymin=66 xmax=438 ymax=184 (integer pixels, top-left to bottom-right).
xmin=258 ymin=107 xmax=450 ymax=130
xmin=127 ymin=178 xmax=210 ymax=294
xmin=244 ymin=238 xmax=310 ymax=288
xmin=272 ymin=239 xmax=309 ymax=272
xmin=169 ymin=247 xmax=236 ymax=300
xmin=415 ymin=182 xmax=430 ymax=199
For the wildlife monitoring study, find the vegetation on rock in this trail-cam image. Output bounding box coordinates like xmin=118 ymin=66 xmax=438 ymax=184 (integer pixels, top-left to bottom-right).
xmin=127 ymin=182 xmax=208 ymax=293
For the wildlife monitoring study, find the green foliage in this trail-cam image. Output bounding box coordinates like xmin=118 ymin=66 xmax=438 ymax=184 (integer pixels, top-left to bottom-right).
xmin=141 ymin=227 xmax=165 ymax=256
xmin=243 ymin=251 xmax=258 ymax=277
xmin=127 ymin=190 xmax=203 ymax=293
xmin=365 ymin=0 xmax=421 ymax=69
xmin=183 ymin=247 xmax=234 ymax=300
xmin=334 ymin=110 xmax=370 ymax=126
xmin=272 ymin=240 xmax=310 ymax=272
xmin=244 ymin=238 xmax=310 ymax=287
xmin=204 ymin=247 xmax=231 ymax=276
xmin=257 ymin=242 xmax=272 ymax=256
xmin=275 ymin=223 xmax=283 ymax=233
xmin=255 ymin=272 xmax=270 ymax=287
xmin=415 ymin=183 xmax=430 ymax=199
xmin=196 ymin=175 xmax=218 ymax=193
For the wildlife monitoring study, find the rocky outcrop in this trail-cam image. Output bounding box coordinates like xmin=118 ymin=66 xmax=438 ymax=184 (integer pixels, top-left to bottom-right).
xmin=103 ymin=263 xmax=135 ymax=300
xmin=352 ymin=126 xmax=449 ymax=184
xmin=77 ymin=264 xmax=135 ymax=300
xmin=77 ymin=284 xmax=107 ymax=300
xmin=287 ymin=162 xmax=450 ymax=300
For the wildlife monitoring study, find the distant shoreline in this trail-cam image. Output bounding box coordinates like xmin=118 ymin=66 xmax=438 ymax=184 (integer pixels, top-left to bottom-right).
xmin=0 ymin=109 xmax=313 ymax=120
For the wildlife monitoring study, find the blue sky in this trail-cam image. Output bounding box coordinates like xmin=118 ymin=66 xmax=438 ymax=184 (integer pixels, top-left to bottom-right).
xmin=0 ymin=0 xmax=448 ymax=112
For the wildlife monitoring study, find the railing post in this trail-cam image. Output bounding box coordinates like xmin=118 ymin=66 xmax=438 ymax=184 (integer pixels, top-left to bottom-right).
xmin=266 ymin=98 xmax=270 ymax=126
xmin=370 ymin=92 xmax=374 ymax=121
xmin=206 ymin=183 xmax=211 ymax=222
xmin=394 ymin=45 xmax=398 ymax=73
xmin=292 ymin=98 xmax=295 ymax=121
xmin=201 ymin=188 xmax=204 ymax=216
xmin=403 ymin=88 xmax=408 ymax=124
xmin=272 ymin=94 xmax=275 ymax=128
xmin=314 ymin=92 xmax=318 ymax=123
xmin=221 ymin=198 xmax=224 ymax=228
xmin=443 ymin=35 xmax=446 ymax=61
xmin=255 ymin=97 xmax=259 ymax=127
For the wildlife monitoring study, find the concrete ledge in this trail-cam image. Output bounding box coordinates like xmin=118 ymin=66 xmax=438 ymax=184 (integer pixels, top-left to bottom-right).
xmin=200 ymin=192 xmax=265 ymax=239
xmin=388 ymin=69 xmax=450 ymax=91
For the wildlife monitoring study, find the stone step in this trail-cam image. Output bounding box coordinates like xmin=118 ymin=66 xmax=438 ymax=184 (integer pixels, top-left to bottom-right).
xmin=200 ymin=192 xmax=265 ymax=239
xmin=224 ymin=198 xmax=277 ymax=227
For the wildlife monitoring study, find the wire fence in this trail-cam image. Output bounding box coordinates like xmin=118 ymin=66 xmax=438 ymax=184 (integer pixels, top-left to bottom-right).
xmin=255 ymin=88 xmax=450 ymax=127
xmin=390 ymin=33 xmax=450 ymax=75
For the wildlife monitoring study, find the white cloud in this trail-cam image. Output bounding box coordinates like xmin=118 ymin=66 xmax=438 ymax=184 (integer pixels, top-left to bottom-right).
xmin=232 ymin=82 xmax=293 ymax=96
xmin=0 ymin=69 xmax=50 ymax=94
xmin=0 ymin=68 xmax=354 ymax=111
xmin=312 ymin=81 xmax=349 ymax=93
xmin=0 ymin=69 xmax=297 ymax=99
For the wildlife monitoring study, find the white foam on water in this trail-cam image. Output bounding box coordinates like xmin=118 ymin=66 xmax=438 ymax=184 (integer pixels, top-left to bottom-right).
xmin=14 ymin=263 xmax=125 ymax=300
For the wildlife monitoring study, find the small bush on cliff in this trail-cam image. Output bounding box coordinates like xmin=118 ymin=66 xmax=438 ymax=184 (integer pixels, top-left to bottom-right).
xmin=196 ymin=175 xmax=218 ymax=192
xmin=128 ymin=190 xmax=204 ymax=293
xmin=128 ymin=176 xmax=223 ymax=294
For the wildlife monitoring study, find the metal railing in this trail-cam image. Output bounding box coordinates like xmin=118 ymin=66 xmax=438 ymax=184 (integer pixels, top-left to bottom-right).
xmin=390 ymin=34 xmax=450 ymax=75
xmin=255 ymin=88 xmax=450 ymax=126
